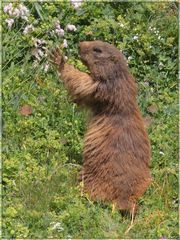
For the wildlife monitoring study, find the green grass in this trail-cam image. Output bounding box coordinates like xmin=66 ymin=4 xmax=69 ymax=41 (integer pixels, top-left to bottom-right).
xmin=2 ymin=63 xmax=178 ymax=239
xmin=2 ymin=1 xmax=178 ymax=239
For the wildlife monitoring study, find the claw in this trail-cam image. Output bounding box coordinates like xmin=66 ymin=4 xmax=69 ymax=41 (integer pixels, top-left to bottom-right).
xmin=112 ymin=203 xmax=116 ymax=214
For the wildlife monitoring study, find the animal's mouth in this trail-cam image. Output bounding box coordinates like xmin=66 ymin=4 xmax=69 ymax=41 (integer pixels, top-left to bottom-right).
xmin=78 ymin=42 xmax=89 ymax=65
xmin=78 ymin=42 xmax=81 ymax=54
xmin=78 ymin=45 xmax=83 ymax=60
xmin=79 ymin=54 xmax=88 ymax=67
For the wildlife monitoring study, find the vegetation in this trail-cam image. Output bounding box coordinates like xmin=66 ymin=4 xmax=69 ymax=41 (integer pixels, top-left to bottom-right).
xmin=2 ymin=1 xmax=178 ymax=239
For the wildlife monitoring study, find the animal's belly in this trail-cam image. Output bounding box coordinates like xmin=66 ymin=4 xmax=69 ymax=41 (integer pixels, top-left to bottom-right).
xmin=83 ymin=118 xmax=115 ymax=166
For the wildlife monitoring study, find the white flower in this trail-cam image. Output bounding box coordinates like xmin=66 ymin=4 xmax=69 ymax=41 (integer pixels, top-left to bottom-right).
xmin=33 ymin=60 xmax=39 ymax=68
xmin=159 ymin=62 xmax=164 ymax=67
xmin=38 ymin=39 xmax=46 ymax=45
xmin=70 ymin=0 xmax=83 ymax=9
xmin=50 ymin=222 xmax=64 ymax=232
xmin=55 ymin=28 xmax=64 ymax=37
xmin=38 ymin=49 xmax=44 ymax=57
xmin=159 ymin=151 xmax=165 ymax=156
xmin=44 ymin=63 xmax=49 ymax=72
xmin=144 ymin=82 xmax=149 ymax=87
xmin=54 ymin=21 xmax=65 ymax=36
xmin=51 ymin=30 xmax=55 ymax=35
xmin=55 ymin=20 xmax=61 ymax=29
xmin=67 ymin=235 xmax=72 ymax=240
xmin=12 ymin=8 xmax=21 ymax=18
xmin=127 ymin=56 xmax=132 ymax=61
xmin=119 ymin=23 xmax=125 ymax=28
xmin=66 ymin=24 xmax=77 ymax=32
xmin=21 ymin=15 xmax=28 ymax=21
xmin=34 ymin=38 xmax=46 ymax=47
xmin=23 ymin=24 xmax=34 ymax=34
xmin=33 ymin=38 xmax=38 ymax=48
xmin=5 ymin=18 xmax=14 ymax=29
xmin=133 ymin=35 xmax=138 ymax=40
xmin=64 ymin=56 xmax=68 ymax=61
xmin=32 ymin=48 xmax=41 ymax=61
xmin=32 ymin=46 xmax=47 ymax=62
xmin=63 ymin=39 xmax=68 ymax=48
xmin=19 ymin=4 xmax=29 ymax=16
xmin=42 ymin=46 xmax=47 ymax=51
xmin=3 ymin=3 xmax=13 ymax=15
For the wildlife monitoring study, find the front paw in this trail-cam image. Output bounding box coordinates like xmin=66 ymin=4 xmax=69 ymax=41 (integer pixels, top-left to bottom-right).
xmin=50 ymin=47 xmax=65 ymax=71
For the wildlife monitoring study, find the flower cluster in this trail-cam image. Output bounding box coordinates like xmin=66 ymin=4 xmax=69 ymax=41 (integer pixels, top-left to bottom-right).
xmin=32 ymin=38 xmax=49 ymax=72
xmin=4 ymin=3 xmax=35 ymax=35
xmin=149 ymin=26 xmax=163 ymax=40
xmin=4 ymin=3 xmax=77 ymax=72
xmin=4 ymin=3 xmax=30 ymax=29
xmin=54 ymin=20 xmax=65 ymax=37
xmin=52 ymin=20 xmax=77 ymax=48
xmin=5 ymin=19 xmax=14 ymax=29
xmin=70 ymin=0 xmax=83 ymax=9
xmin=50 ymin=222 xmax=64 ymax=232
xmin=23 ymin=24 xmax=34 ymax=35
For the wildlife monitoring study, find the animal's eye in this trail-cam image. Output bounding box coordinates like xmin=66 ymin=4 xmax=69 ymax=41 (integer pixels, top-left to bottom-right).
xmin=93 ymin=47 xmax=102 ymax=53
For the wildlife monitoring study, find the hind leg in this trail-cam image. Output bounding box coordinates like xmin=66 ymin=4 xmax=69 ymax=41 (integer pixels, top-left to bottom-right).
xmin=124 ymin=203 xmax=137 ymax=234
xmin=114 ymin=196 xmax=138 ymax=234
xmin=114 ymin=196 xmax=134 ymax=211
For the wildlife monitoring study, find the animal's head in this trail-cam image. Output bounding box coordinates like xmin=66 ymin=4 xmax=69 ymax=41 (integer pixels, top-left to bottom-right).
xmin=79 ymin=40 xmax=137 ymax=109
xmin=78 ymin=40 xmax=128 ymax=81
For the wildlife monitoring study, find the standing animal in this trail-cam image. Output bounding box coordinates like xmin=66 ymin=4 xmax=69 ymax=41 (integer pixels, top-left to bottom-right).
xmin=52 ymin=40 xmax=151 ymax=215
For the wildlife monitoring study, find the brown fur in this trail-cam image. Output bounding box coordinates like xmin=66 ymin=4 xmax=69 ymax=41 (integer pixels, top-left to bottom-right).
xmin=53 ymin=40 xmax=151 ymax=212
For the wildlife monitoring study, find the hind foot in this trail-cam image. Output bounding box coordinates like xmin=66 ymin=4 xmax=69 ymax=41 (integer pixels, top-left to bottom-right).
xmin=124 ymin=203 xmax=137 ymax=235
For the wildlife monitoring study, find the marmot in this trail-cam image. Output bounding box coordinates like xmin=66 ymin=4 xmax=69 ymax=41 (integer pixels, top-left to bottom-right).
xmin=52 ymin=40 xmax=151 ymax=214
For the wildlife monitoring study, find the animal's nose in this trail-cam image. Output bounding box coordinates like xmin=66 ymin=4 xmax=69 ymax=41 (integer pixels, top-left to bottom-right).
xmin=79 ymin=41 xmax=90 ymax=51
